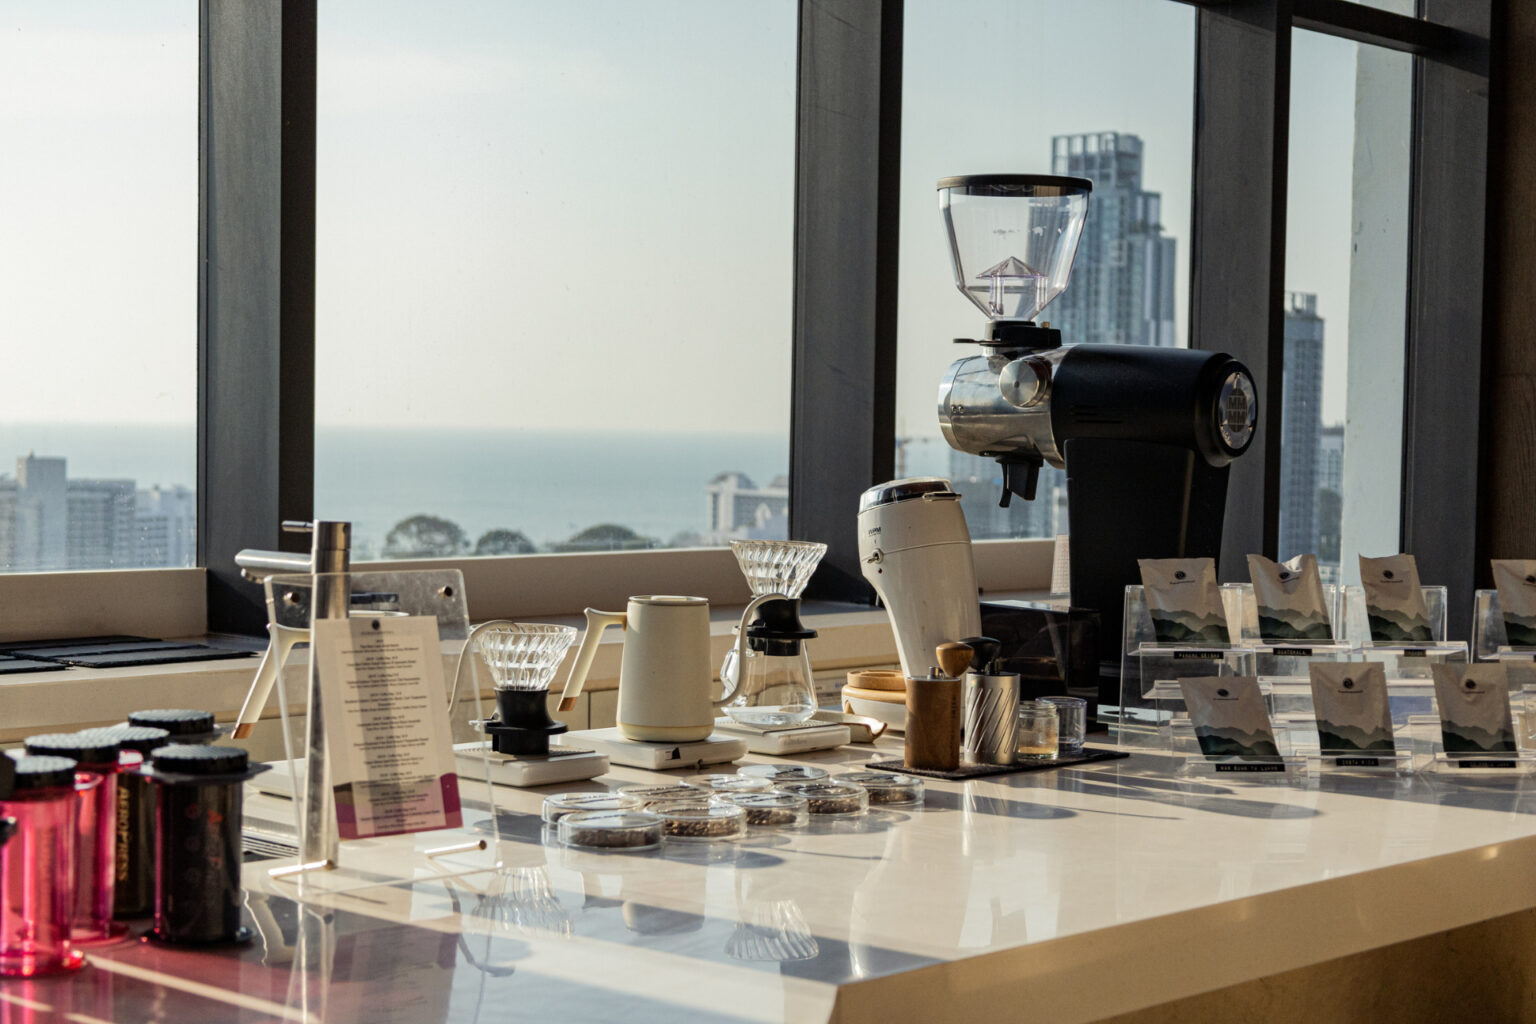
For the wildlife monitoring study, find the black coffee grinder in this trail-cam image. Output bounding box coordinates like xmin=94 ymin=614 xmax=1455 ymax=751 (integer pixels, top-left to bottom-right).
xmin=933 ymin=175 xmax=1258 ymax=708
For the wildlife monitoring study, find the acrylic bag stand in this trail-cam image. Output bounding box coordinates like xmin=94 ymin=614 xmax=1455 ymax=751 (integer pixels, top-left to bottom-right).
xmin=1113 ymin=585 xmax=1310 ymax=779
xmin=1229 ymin=583 xmax=1411 ymax=775
xmin=1472 ymin=590 xmax=1536 ymax=745
xmin=1113 ymin=584 xmax=1256 ymax=751
xmin=1338 ymin=584 xmax=1466 ymax=689
xmin=257 ymin=569 xmax=501 ymax=897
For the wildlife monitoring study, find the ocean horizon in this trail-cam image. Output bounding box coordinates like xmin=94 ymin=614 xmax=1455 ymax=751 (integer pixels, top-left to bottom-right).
xmin=0 ymin=422 xmax=799 ymax=555
xmin=0 ymin=421 xmax=962 ymax=556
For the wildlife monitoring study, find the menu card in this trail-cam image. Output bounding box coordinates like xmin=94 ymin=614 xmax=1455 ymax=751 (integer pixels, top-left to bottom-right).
xmin=314 ymin=615 xmax=462 ymax=839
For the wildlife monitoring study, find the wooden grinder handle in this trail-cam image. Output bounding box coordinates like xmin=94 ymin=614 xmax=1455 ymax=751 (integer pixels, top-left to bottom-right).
xmin=935 ymin=642 xmax=974 ymax=680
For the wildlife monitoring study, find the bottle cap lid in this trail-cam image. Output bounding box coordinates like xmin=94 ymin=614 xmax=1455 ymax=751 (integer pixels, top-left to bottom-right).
xmin=150 ymin=744 xmax=249 ymax=776
xmin=79 ymin=725 xmax=172 ymax=756
xmin=24 ymin=731 xmax=121 ymax=765
xmin=128 ymin=709 xmax=217 ymax=737
xmin=10 ymin=755 xmax=79 ymax=791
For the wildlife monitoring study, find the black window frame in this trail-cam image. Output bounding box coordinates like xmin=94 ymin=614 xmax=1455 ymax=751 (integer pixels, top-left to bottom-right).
xmin=196 ymin=0 xmax=1495 ymax=638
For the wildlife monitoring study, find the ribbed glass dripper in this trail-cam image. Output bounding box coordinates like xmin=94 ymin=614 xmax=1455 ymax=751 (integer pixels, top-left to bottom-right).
xmin=729 ymin=540 xmax=827 ymax=599
xmin=476 ymin=623 xmax=577 ymax=692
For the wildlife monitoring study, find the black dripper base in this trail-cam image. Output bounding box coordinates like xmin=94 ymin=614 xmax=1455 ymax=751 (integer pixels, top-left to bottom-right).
xmin=482 ymin=688 xmax=567 ymax=757
xmin=746 ymin=597 xmax=819 ymax=657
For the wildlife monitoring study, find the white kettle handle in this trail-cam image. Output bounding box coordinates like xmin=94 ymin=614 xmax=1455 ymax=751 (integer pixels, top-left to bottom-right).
xmin=557 ymin=608 xmax=627 ymax=712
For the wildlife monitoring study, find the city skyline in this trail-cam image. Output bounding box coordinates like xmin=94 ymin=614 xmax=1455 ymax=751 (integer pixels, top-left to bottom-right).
xmin=0 ymin=448 xmax=791 ymax=572
xmin=0 ymin=455 xmax=195 ymax=572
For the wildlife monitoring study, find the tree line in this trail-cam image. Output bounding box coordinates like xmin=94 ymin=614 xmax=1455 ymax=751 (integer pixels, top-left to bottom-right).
xmin=380 ymin=514 xmax=661 ymax=558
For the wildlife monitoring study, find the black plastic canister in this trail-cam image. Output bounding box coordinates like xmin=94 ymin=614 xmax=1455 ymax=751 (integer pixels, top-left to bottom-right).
xmin=144 ymin=745 xmax=265 ymax=945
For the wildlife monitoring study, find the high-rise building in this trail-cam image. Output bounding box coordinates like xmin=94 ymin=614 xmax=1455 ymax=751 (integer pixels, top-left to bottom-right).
xmin=136 ymin=485 xmax=196 ymax=568
xmin=0 ymin=455 xmax=170 ymax=571
xmin=1279 ymin=293 xmax=1325 ymax=562
xmin=948 ymin=450 xmax=1066 ymax=540
xmin=1048 ymin=132 xmax=1178 ymax=348
xmin=1316 ymin=424 xmax=1345 ymax=572
xmin=67 ymin=478 xmax=136 ymax=570
xmin=1318 ymin=424 xmax=1344 ymax=497
xmin=703 ymin=472 xmax=788 ymax=543
xmin=13 ymin=455 xmax=67 ymax=570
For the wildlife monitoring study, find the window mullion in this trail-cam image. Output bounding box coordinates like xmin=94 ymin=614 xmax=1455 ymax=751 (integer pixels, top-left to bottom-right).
xmin=198 ymin=0 xmax=317 ymax=635
xmin=789 ymin=0 xmax=903 ymax=603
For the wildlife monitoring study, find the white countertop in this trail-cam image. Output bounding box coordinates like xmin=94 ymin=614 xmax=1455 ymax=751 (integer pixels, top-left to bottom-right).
xmin=33 ymin=739 xmax=1536 ymax=1024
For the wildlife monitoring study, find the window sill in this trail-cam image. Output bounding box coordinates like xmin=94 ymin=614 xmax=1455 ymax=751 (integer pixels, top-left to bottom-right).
xmin=0 ymin=600 xmax=918 ymax=745
xmin=0 ymin=537 xmax=1055 ymax=749
xmin=0 ymin=538 xmax=1054 ymax=642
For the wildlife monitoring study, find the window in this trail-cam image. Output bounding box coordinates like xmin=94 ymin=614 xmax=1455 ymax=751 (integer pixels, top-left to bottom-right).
xmin=0 ymin=1 xmax=1496 ymax=643
xmin=1280 ymin=30 xmax=1411 ymax=584
xmin=0 ymin=3 xmax=197 ymax=572
xmin=894 ymin=0 xmax=1195 ymax=541
xmin=312 ymin=1 xmax=797 ymax=561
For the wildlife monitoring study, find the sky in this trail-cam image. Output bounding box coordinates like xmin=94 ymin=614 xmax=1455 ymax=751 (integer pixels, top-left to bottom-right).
xmin=0 ymin=2 xmax=197 ymax=427
xmin=1 ymin=1 xmax=1372 ymax=443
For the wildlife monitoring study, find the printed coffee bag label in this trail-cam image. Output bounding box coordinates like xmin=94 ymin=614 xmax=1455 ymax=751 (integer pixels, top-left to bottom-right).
xmin=1139 ymin=557 xmax=1229 ymax=645
xmin=1431 ymin=662 xmax=1517 ymax=756
xmin=1248 ymin=553 xmax=1332 ymax=641
xmin=1491 ymin=560 xmax=1536 ymax=648
xmin=1178 ymin=676 xmax=1280 ymax=760
xmin=1308 ymin=662 xmax=1393 ymax=753
xmin=1359 ymin=553 xmax=1433 ymax=643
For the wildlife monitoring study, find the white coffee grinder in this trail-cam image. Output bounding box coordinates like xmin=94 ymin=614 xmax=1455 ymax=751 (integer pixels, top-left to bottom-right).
xmin=857 ymin=478 xmax=983 ymax=679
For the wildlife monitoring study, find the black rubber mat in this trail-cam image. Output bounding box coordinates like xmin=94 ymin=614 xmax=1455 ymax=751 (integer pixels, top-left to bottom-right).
xmin=12 ymin=641 xmax=206 ymax=659
xmin=0 ymin=635 xmax=152 ymax=652
xmin=0 ymin=656 xmax=68 ymax=675
xmin=53 ymin=648 xmax=255 ymax=669
xmin=0 ymin=636 xmax=255 ymax=670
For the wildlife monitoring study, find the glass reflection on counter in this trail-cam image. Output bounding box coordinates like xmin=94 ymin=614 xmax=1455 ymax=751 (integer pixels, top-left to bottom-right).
xmin=728 ymin=871 xmax=818 ymax=963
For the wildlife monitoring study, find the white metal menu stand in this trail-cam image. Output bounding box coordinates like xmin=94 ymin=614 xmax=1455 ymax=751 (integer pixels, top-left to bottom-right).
xmin=259 ymin=566 xmax=500 ymax=895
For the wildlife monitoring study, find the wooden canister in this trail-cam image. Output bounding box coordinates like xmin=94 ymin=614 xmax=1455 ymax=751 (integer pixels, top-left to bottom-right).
xmin=904 ymin=672 xmax=961 ymax=772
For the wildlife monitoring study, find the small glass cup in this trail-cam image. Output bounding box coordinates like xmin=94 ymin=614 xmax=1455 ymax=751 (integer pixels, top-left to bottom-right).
xmin=1016 ymin=701 xmax=1060 ymax=761
xmin=1040 ymin=696 xmax=1087 ymax=756
xmin=541 ymin=791 xmax=643 ymax=824
xmin=683 ymin=774 xmax=772 ymax=795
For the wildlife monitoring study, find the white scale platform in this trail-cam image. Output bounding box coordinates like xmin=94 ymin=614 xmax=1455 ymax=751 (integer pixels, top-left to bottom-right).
xmin=551 ymin=728 xmax=749 ymax=770
xmin=454 ymin=742 xmax=610 ymax=787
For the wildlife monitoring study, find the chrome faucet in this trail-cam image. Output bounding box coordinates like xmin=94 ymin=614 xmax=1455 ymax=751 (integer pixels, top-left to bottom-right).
xmin=236 ymin=520 xmax=351 ymax=582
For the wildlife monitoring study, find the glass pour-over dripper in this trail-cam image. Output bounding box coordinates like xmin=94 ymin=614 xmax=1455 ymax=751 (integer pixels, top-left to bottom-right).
xmin=477 ymin=623 xmax=578 ymax=756
xmin=722 ymin=540 xmax=827 ymax=728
